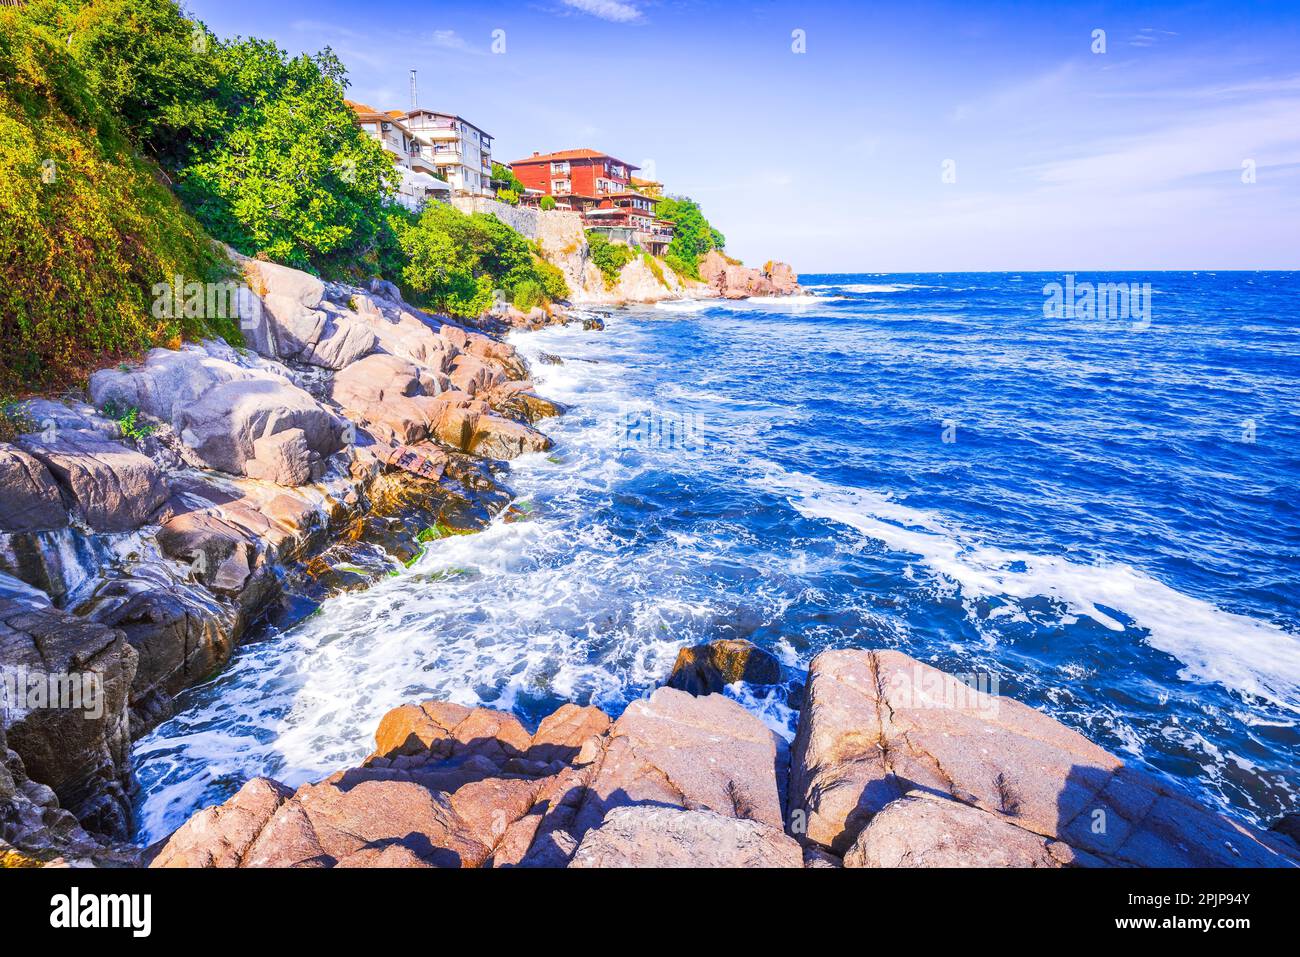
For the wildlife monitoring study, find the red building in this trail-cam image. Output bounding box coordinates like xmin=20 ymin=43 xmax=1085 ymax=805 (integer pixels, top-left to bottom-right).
xmin=510 ymin=149 xmax=674 ymax=256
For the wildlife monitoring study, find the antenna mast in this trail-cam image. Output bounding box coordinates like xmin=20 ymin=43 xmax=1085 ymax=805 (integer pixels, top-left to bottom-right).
xmin=410 ymin=69 xmax=418 ymax=111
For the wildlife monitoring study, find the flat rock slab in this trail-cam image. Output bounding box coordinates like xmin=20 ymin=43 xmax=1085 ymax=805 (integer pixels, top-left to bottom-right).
xmin=844 ymin=794 xmax=1080 ymax=868
xmin=570 ymin=806 xmax=802 ymax=868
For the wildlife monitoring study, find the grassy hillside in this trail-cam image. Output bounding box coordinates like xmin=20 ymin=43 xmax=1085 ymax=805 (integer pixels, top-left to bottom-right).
xmin=0 ymin=8 xmax=238 ymax=394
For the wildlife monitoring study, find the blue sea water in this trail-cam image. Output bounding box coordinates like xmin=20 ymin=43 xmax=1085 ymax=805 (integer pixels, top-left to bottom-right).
xmin=133 ymin=272 xmax=1300 ymax=844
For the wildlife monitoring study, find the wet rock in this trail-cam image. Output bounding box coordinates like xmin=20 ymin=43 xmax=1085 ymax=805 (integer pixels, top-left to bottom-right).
xmin=843 ymin=794 xmax=1080 ymax=868
xmin=155 ymin=510 xmax=256 ymax=595
xmin=0 ymin=571 xmax=52 ymax=610
xmin=469 ymin=415 xmax=552 ymax=460
xmin=1270 ymin=812 xmax=1300 ymax=848
xmin=788 ymin=649 xmax=1297 ymax=866
xmin=85 ymin=576 xmax=240 ymax=736
xmin=666 ymin=638 xmax=783 ymax=696
xmin=0 ymin=445 xmax=68 ymax=533
xmin=0 ymin=602 xmax=136 ymax=837
xmin=18 ymin=432 xmax=168 ymax=533
xmin=570 ymin=806 xmax=803 ymax=868
xmin=0 ymin=719 xmax=139 ymax=866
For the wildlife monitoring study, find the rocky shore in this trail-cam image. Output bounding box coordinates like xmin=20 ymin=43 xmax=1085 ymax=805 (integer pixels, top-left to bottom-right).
xmin=4 ymin=251 xmax=1292 ymax=870
xmin=1 ymin=255 xmax=569 ymax=862
xmin=145 ymin=645 xmax=1300 ymax=868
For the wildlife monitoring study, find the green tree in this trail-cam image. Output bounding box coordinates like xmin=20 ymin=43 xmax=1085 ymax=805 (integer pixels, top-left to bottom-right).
xmin=539 ymin=195 xmax=557 ymax=211
xmin=655 ymin=196 xmax=724 ymax=279
xmin=490 ymin=161 xmax=525 ymax=205
xmin=177 ymin=40 xmax=397 ymax=273
xmin=23 ymin=0 xmax=226 ymax=168
xmin=0 ymin=7 xmax=235 ymax=391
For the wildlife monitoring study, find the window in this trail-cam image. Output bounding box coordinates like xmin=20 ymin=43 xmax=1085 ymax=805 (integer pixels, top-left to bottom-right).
xmin=551 ymin=161 xmax=570 ymax=175
xmin=552 ymin=180 xmax=571 ymax=195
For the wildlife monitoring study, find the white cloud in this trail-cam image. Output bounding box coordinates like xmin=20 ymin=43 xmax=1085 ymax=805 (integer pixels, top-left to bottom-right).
xmin=558 ymin=0 xmax=644 ymax=23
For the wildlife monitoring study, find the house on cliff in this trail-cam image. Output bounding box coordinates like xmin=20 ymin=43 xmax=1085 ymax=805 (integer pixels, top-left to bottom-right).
xmin=347 ymin=101 xmax=450 ymax=211
xmin=398 ymin=109 xmax=496 ymax=199
xmin=510 ymin=150 xmax=675 ymax=256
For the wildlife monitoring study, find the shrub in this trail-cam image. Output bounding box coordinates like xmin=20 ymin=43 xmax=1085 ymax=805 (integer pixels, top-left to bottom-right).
xmin=586 ymin=231 xmax=635 ymax=288
xmin=643 ymin=253 xmax=668 ymax=287
xmin=533 ymin=257 xmax=570 ymax=302
xmin=512 ymin=280 xmax=545 ymax=313
xmin=539 ymin=195 xmax=556 ymax=211
xmin=397 ymin=205 xmax=568 ymax=318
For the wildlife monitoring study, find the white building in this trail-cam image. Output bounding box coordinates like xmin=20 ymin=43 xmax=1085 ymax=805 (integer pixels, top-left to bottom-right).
xmin=399 ymin=109 xmax=496 ymax=198
xmin=347 ymin=101 xmax=451 ymax=211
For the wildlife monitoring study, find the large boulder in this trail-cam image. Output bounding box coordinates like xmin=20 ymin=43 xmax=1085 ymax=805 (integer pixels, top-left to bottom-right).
xmin=518 ymin=688 xmax=787 ymax=867
xmin=570 ymin=806 xmax=802 ymax=868
xmin=89 ymin=344 xmax=344 ymax=483
xmin=239 ymin=260 xmax=377 ymax=370
xmin=0 ymin=445 xmax=68 ymax=533
xmin=0 ymin=601 xmax=137 ymax=837
xmin=666 ymin=638 xmax=782 ymax=696
xmin=330 ymin=353 xmax=446 ymax=445
xmin=843 ymin=794 xmax=1081 ymax=868
xmin=0 ymin=718 xmax=138 ymax=866
xmin=17 ymin=432 xmax=168 ymax=532
xmin=152 ymin=700 xmax=578 ymax=868
xmin=175 ymin=378 xmax=342 ymax=481
xmin=788 ymin=649 xmax=1297 ymax=866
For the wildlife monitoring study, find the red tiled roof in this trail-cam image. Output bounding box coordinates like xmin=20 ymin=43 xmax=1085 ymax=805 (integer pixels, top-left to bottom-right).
xmin=510 ymin=149 xmax=639 ymax=169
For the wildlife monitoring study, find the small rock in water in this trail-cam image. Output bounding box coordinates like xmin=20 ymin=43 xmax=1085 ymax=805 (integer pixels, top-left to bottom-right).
xmin=665 ymin=638 xmax=783 ymax=696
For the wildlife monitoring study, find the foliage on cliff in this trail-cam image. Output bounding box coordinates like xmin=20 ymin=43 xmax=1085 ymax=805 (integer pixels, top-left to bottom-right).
xmin=0 ymin=8 xmax=237 ymax=393
xmin=393 ymin=205 xmax=570 ymax=318
xmin=22 ymin=0 xmax=397 ymax=275
xmin=655 ymin=196 xmax=725 ymax=279
xmin=586 ymin=231 xmax=636 ymax=287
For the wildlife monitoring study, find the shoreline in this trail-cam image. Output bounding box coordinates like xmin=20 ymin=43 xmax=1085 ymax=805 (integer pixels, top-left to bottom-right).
xmin=0 ymin=267 xmax=1294 ymax=868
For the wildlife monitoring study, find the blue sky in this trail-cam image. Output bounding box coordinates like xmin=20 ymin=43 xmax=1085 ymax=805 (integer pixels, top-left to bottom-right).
xmin=186 ymin=0 xmax=1300 ymax=271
